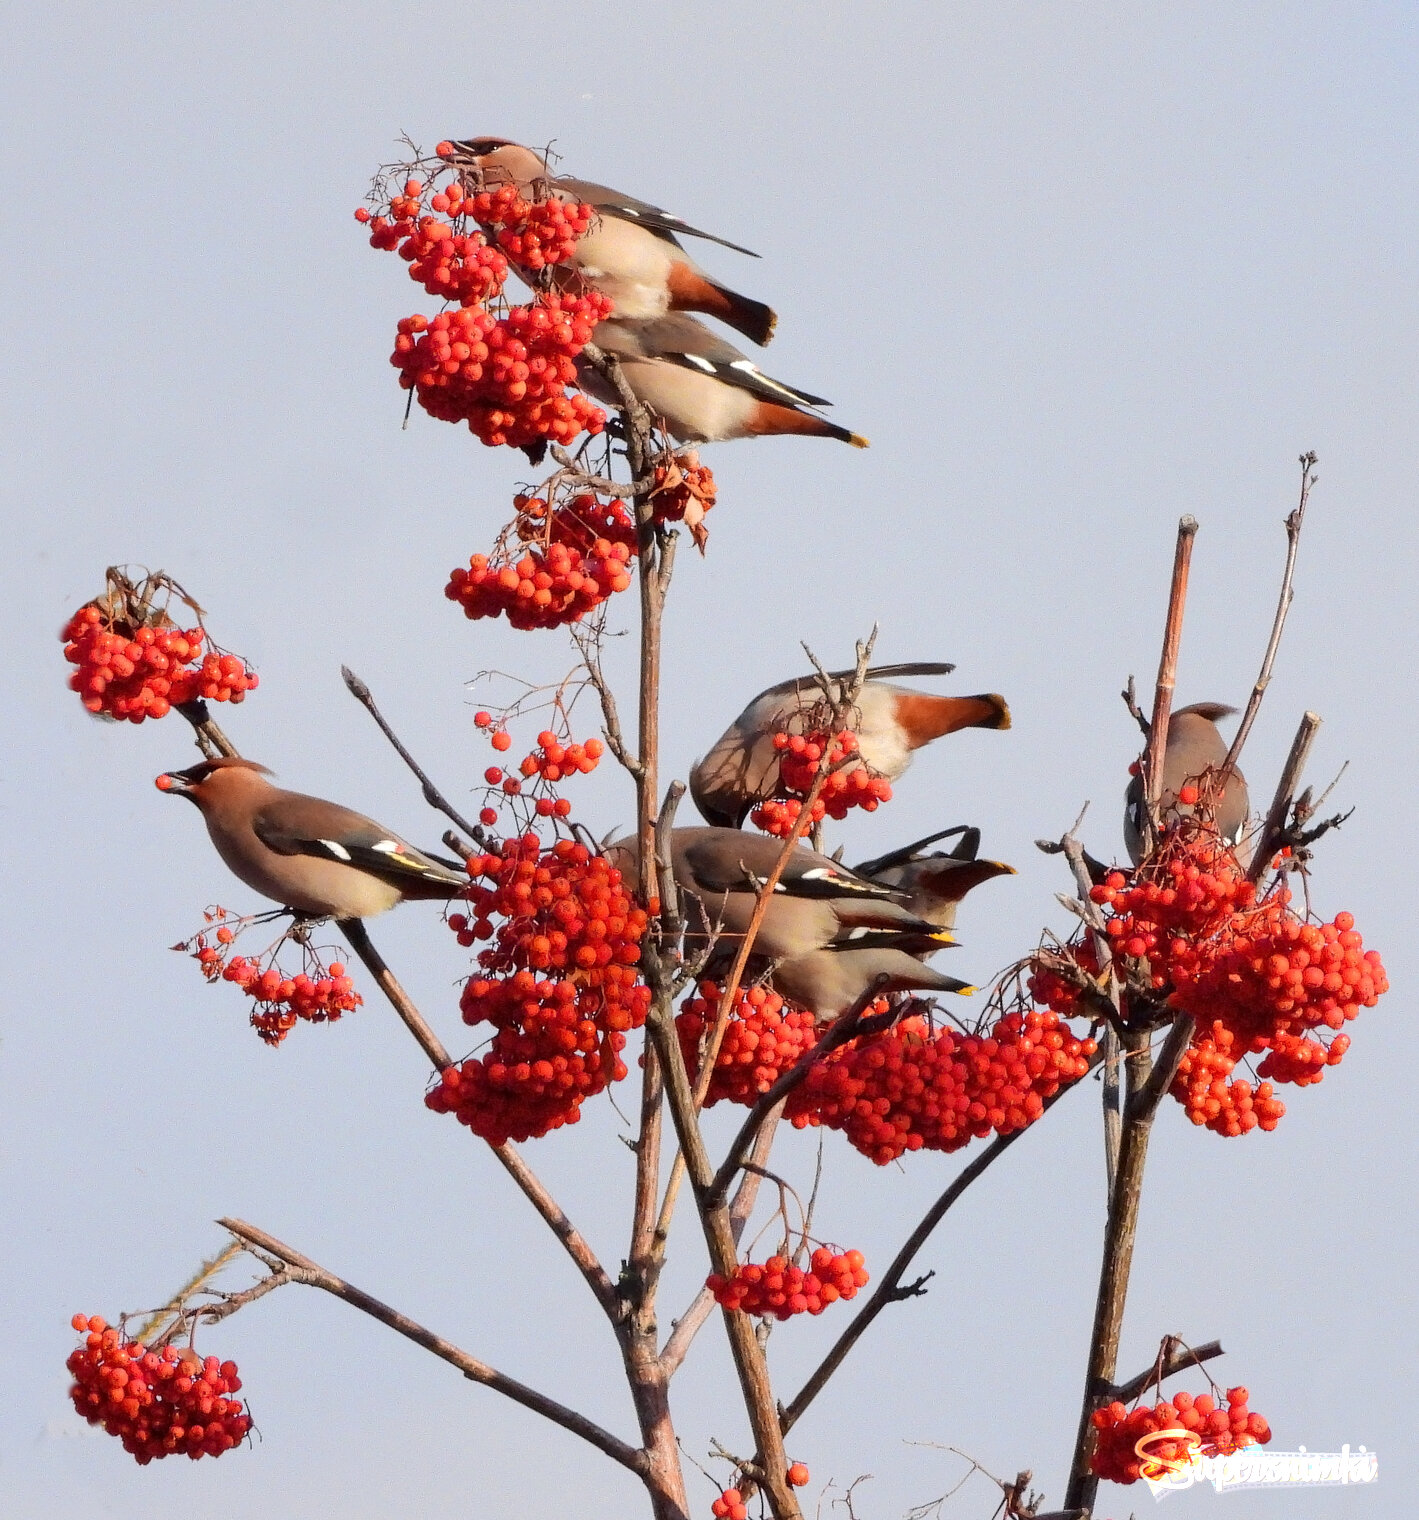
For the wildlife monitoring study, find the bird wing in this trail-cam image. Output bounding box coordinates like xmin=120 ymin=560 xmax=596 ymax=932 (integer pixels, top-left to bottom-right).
xmin=252 ymin=797 xmax=467 ymax=889
xmin=557 ymin=176 xmax=761 ymax=256
xmin=750 ymin=662 xmax=958 ymax=703
xmin=601 ymin=315 xmax=833 ymax=408
xmin=659 ymin=349 xmax=833 ymax=409
xmin=679 ymin=831 xmax=900 ymax=901
xmin=854 ymin=826 xmax=980 ymax=877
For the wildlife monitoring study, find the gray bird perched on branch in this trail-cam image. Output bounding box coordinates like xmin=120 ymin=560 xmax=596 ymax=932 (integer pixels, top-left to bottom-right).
xmin=445 ymin=137 xmax=778 ymax=346
xmin=580 ymin=314 xmax=869 ymax=447
xmin=156 ymin=757 xmax=468 ymax=919
xmin=690 ymin=664 xmax=1011 ymax=828
xmin=609 ymin=826 xmax=974 ymax=1018
xmin=1123 ymin=702 xmax=1252 ymax=866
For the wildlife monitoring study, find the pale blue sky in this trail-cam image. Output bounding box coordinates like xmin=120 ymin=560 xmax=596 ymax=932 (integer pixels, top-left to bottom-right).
xmin=3 ymin=3 xmax=1415 ymax=1517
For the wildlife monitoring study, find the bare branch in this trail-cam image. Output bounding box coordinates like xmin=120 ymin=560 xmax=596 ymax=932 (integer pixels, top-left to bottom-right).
xmin=1141 ymin=516 xmax=1199 ymax=847
xmin=1218 ymin=452 xmax=1317 ymax=789
xmin=572 ymin=617 xmax=642 ymax=779
xmin=1247 ymin=710 xmax=1323 ymax=884
xmin=176 ymin=700 xmax=241 ymax=759
xmin=217 ymin=1218 xmax=645 ymax=1474
xmin=340 ymin=666 xmax=486 ymax=842
xmin=1107 ymin=1337 xmax=1225 ymax=1403
xmin=1062 ymin=1031 xmax=1158 ymax=1514
xmin=491 ymin=1142 xmax=624 ymax=1325
xmin=338 ymin=917 xmax=453 ymax=1070
xmin=780 ymin=1051 xmax=1100 ymax=1434
xmin=659 ymin=1108 xmax=783 ymax=1375
xmin=1121 ymin=675 xmax=1149 ymax=737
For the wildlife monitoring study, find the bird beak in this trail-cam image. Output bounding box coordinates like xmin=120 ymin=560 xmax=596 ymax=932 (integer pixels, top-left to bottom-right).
xmin=155 ymin=770 xmax=197 ymax=800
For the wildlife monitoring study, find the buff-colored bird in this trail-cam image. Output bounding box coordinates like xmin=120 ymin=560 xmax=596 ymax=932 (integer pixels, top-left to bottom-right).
xmin=156 ymin=757 xmax=466 ymax=918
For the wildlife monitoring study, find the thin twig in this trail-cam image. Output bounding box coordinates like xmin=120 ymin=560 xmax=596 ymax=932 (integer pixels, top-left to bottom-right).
xmin=491 ymin=1143 xmax=624 ymax=1324
xmin=1100 ymin=1027 xmax=1122 ymax=1194
xmin=1217 ymin=453 xmax=1317 ymax=790
xmin=217 ymin=1218 xmax=645 ymax=1474
xmin=1107 ymin=1338 xmax=1225 ymax=1403
xmin=340 ymin=666 xmax=486 ymax=842
xmin=572 ymin=617 xmax=642 ymax=779
xmin=339 ymin=919 xmax=621 ymax=1325
xmin=780 ymin=1050 xmax=1100 ymax=1434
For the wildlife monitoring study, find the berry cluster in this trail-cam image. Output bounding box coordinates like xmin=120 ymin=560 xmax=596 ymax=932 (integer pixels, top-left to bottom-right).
xmin=787 ymin=1010 xmax=1096 ymax=1165
xmin=1033 ymin=826 xmax=1388 ymax=1135
xmin=360 ymin=169 xmax=609 ymax=453
xmin=363 ymin=181 xmax=509 ymax=304
xmin=711 ymin=1490 xmax=749 ymax=1520
xmin=390 ymin=294 xmax=610 ymax=451
xmin=750 ymin=729 xmax=893 ymax=838
xmin=180 ymin=911 xmax=361 ymax=1045
xmin=1090 ymin=1386 xmax=1271 ymax=1485
xmin=63 ymin=604 xmax=257 ymax=724
xmin=675 ymin=981 xmax=819 ymax=1106
xmin=706 ymin=1247 xmax=868 ymax=1319
xmin=461 ymin=180 xmax=596 ymax=270
xmin=518 ymin=730 xmax=604 ymax=784
xmin=428 ymin=836 xmax=649 ymax=1144
xmin=67 ymin=1315 xmax=251 ymax=1465
xmin=471 ymin=717 xmax=605 ymax=829
xmin=446 ymin=493 xmax=635 ymax=631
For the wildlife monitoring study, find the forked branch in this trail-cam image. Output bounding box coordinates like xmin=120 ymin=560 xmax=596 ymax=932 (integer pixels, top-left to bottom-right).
xmin=217 ymin=1218 xmax=645 ymax=1474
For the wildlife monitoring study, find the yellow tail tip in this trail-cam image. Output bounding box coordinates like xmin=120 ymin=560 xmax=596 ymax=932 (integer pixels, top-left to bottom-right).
xmin=848 ymin=433 xmax=870 ymax=449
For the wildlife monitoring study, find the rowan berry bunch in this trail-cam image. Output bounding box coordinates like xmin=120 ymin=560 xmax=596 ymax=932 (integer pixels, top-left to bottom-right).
xmin=675 ymin=981 xmax=819 ymax=1106
xmin=360 ymin=165 xmax=610 ymax=452
xmin=177 ymin=910 xmax=361 ymax=1045
xmin=429 ymin=835 xmax=650 ymax=1144
xmin=360 ymin=181 xmax=510 ymax=303
xmin=459 ymin=180 xmax=597 ymax=270
xmin=67 ymin=1315 xmax=251 ymax=1465
xmin=469 ymin=709 xmax=605 ymax=831
xmin=447 ymin=492 xmax=636 ymax=632
xmin=706 ymin=1247 xmax=869 ymax=1320
xmin=749 ymin=729 xmax=893 ymax=838
xmin=711 ymin=1489 xmax=749 ymax=1520
xmin=1031 ymin=822 xmax=1388 ymax=1135
xmin=1090 ymin=1385 xmax=1271 ymax=1485
xmin=61 ymin=568 xmax=258 ymax=724
xmin=787 ymin=1009 xmax=1096 ymax=1165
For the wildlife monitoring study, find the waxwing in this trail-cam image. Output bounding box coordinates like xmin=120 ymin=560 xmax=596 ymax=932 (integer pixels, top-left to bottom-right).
xmin=157 ymin=757 xmax=467 ymax=919
xmin=1123 ymin=702 xmax=1251 ymax=866
xmin=446 ymin=138 xmax=777 ymax=345
xmin=607 ymin=826 xmax=953 ymax=958
xmin=854 ymin=826 xmax=1017 ymax=934
xmin=579 ymin=314 xmax=868 ymax=446
xmin=691 ymin=664 xmax=1011 ymax=828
